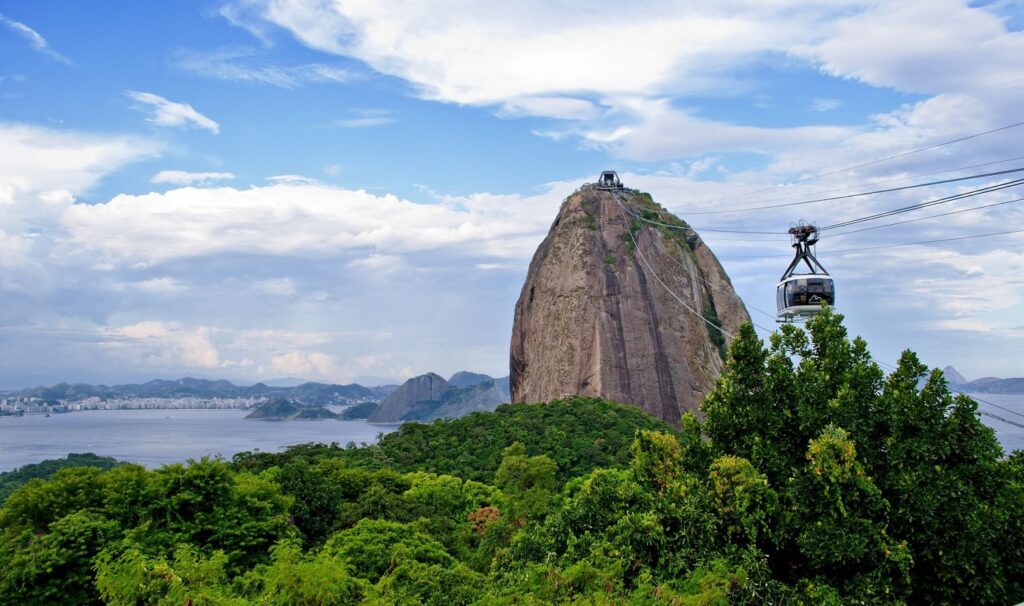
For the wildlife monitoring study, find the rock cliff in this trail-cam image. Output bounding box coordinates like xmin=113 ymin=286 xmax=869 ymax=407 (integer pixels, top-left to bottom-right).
xmin=510 ymin=186 xmax=750 ymax=425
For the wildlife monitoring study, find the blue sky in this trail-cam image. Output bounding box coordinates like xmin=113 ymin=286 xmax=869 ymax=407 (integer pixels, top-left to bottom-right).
xmin=1 ymin=0 xmax=1023 ymax=388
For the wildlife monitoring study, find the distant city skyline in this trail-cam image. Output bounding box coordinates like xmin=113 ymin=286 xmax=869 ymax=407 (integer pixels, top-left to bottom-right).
xmin=2 ymin=1 xmax=1023 ymax=389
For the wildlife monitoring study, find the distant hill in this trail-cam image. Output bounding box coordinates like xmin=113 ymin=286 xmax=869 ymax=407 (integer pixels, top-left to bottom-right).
xmin=369 ymin=372 xmax=512 ymax=423
xmin=11 ymin=377 xmax=392 ymax=405
xmin=447 ymin=371 xmax=494 ymax=387
xmin=9 ymin=373 xmax=516 ymax=419
xmin=245 ymin=398 xmax=337 ymax=420
xmin=941 ymin=366 xmax=1024 ymax=394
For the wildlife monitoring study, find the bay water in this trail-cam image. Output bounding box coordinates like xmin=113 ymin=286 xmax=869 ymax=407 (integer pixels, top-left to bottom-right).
xmin=1 ymin=394 xmax=1021 ymax=473
xmin=0 ymin=408 xmax=398 ymax=472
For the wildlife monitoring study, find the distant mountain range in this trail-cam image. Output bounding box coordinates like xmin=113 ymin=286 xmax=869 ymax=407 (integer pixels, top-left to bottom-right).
xmin=6 ymin=377 xmax=396 ymax=405
xmin=942 ymin=366 xmax=1024 ymax=394
xmin=5 ymin=372 xmax=513 ymax=414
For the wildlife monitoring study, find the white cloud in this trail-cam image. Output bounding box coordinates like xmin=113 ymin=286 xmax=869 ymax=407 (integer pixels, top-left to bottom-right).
xmin=565 ymin=97 xmax=851 ymax=161
xmin=0 ymin=123 xmax=159 ymax=199
xmin=220 ymin=0 xmax=1023 ymax=167
xmin=125 ymin=91 xmax=220 ymax=134
xmin=58 ymin=180 xmax=565 ymax=265
xmin=0 ymin=14 xmax=71 ymax=64
xmin=811 ymin=98 xmax=841 ymax=112
xmin=792 ymin=1 xmax=1024 ymax=96
xmin=175 ymin=47 xmax=354 ymax=88
xmin=271 ymin=351 xmax=336 ymax=376
xmin=221 ymin=0 xmax=836 ymax=106
xmin=252 ymin=278 xmax=296 ymax=295
xmin=265 ymin=174 xmax=319 ymax=185
xmin=333 ymin=109 xmax=395 ymax=128
xmin=151 ymin=170 xmax=235 ymax=186
xmin=104 ymin=321 xmax=223 ymax=369
xmin=498 ymin=97 xmax=601 ymax=121
xmin=132 ymin=277 xmax=187 ymax=294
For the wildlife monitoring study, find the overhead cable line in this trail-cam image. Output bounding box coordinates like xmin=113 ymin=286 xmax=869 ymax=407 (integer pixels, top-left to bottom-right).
xmin=873 ymin=359 xmax=1024 ymax=428
xmin=967 ymin=393 xmax=1024 ymax=422
xmin=643 ymin=229 xmax=778 ymax=334
xmin=620 ymin=200 xmax=784 ymax=235
xmin=614 ymin=197 xmax=735 ymax=339
xmin=624 ymin=182 xmax=1024 ymax=239
xmin=682 ymin=167 xmax=1024 ymax=215
xmin=701 ymin=120 xmax=1024 ymax=205
xmin=820 ymin=178 xmax=1024 ymax=231
xmin=718 ymin=154 xmax=1024 ymax=207
xmin=828 ymin=197 xmax=1024 ymax=238
xmin=724 ymin=228 xmax=1024 ymax=259
xmin=977 ymin=409 xmax=1024 ymax=429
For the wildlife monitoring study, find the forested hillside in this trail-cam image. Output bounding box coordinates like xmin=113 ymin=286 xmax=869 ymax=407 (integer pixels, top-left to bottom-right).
xmin=1 ymin=310 xmax=1021 ymax=604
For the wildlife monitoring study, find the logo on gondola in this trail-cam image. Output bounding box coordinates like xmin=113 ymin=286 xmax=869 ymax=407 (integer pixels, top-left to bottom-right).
xmin=809 ymin=295 xmax=822 ymax=303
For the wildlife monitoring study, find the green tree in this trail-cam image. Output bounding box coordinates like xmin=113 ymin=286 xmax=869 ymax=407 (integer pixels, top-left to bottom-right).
xmin=323 ymin=519 xmax=454 ymax=583
xmin=95 ymin=545 xmax=245 ymax=606
xmin=0 ymin=511 xmax=120 ymax=606
xmin=702 ymin=308 xmax=1024 ymax=604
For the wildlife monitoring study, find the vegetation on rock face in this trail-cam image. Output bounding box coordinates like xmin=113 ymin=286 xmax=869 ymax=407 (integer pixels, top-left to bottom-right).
xmin=1 ymin=310 xmax=1021 ymax=604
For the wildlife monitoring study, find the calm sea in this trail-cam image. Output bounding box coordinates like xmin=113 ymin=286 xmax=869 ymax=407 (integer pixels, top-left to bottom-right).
xmin=0 ymin=409 xmax=399 ymax=472
xmin=0 ymin=395 xmax=1021 ymax=472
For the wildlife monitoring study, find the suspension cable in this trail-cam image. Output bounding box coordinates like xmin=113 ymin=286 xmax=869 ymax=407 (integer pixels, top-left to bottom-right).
xmin=873 ymin=359 xmax=1024 ymax=428
xmin=614 ymin=197 xmax=735 ymax=339
xmin=683 ymin=167 xmax=1024 ymax=215
xmin=643 ymin=226 xmax=777 ymax=334
xmin=716 ymin=154 xmax=1024 ymax=207
xmin=820 ymin=178 xmax=1024 ymax=231
xmin=722 ymin=228 xmax=1024 ymax=259
xmin=828 ymin=196 xmax=1024 ymax=238
xmin=701 ymin=120 xmax=1024 ymax=205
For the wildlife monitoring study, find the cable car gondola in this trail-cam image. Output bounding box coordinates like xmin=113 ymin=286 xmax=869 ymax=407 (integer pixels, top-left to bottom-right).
xmin=777 ymin=222 xmax=834 ymax=321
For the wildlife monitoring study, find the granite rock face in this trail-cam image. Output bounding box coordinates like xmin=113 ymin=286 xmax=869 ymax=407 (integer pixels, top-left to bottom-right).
xmin=509 ymin=187 xmax=750 ymax=425
xmin=368 ymin=372 xmax=449 ymax=422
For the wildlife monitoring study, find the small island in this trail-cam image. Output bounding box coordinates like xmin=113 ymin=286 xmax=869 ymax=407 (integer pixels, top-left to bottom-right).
xmin=244 ymin=398 xmax=337 ymax=421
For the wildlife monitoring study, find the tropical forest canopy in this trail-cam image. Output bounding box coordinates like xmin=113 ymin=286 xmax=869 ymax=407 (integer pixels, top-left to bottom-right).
xmin=0 ymin=310 xmax=1021 ymax=605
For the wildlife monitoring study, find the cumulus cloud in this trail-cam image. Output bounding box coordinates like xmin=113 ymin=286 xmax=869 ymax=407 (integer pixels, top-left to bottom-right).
xmin=0 ymin=13 xmax=71 ymax=64
xmin=125 ymin=91 xmax=220 ymax=134
xmin=792 ymin=0 xmax=1024 ymax=95
xmin=58 ymin=181 xmax=564 ymax=265
xmin=219 ymin=0 xmax=1023 ymax=168
xmin=270 ymin=351 xmax=336 ymax=376
xmin=104 ymin=321 xmax=223 ymax=369
xmin=151 ymin=170 xmax=235 ymax=186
